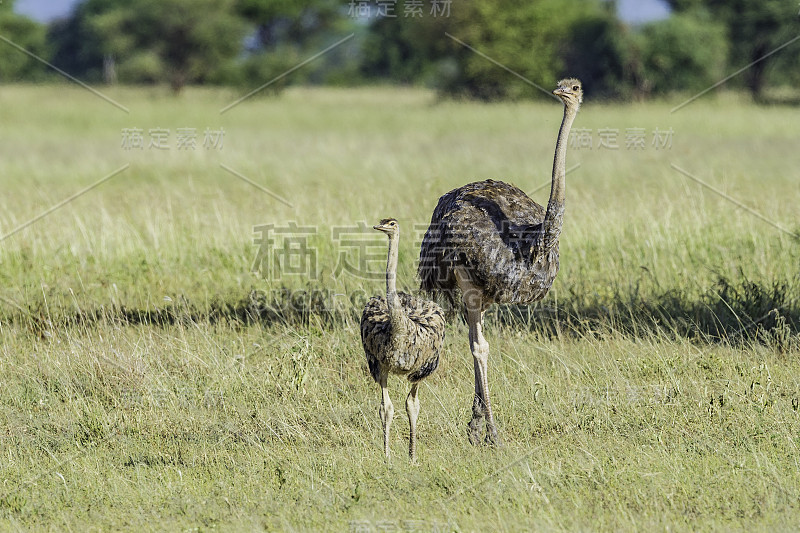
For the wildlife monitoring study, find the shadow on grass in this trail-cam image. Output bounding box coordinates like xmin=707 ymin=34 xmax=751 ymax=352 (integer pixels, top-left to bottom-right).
xmin=5 ymin=277 xmax=799 ymax=349
xmin=493 ymin=277 xmax=799 ymax=351
xmin=13 ymin=287 xmax=365 ymax=339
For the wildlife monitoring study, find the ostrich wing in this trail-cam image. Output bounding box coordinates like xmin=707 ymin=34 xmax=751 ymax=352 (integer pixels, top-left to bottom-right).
xmin=361 ymin=293 xmax=445 ymax=382
xmin=419 ymin=180 xmax=558 ymax=305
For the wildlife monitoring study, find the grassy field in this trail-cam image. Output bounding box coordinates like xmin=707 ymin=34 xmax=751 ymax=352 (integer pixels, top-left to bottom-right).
xmin=1 ymin=83 xmax=799 ymax=531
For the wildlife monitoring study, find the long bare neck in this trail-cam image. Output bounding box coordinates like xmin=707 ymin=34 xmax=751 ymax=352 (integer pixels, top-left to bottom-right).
xmin=384 ymin=234 xmax=403 ymax=326
xmin=539 ymin=103 xmax=578 ymax=252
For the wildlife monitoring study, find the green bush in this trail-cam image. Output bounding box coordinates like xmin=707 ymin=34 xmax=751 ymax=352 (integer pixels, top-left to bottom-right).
xmin=639 ymin=12 xmax=728 ymax=95
xmin=0 ymin=11 xmax=48 ymax=82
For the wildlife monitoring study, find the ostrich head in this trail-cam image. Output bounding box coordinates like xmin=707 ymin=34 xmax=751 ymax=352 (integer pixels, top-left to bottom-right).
xmin=374 ymin=218 xmax=399 ymax=237
xmin=553 ymin=78 xmax=583 ymax=108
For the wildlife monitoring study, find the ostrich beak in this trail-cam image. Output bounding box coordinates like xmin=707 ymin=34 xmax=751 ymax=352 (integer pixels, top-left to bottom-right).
xmin=553 ymin=87 xmax=567 ymax=97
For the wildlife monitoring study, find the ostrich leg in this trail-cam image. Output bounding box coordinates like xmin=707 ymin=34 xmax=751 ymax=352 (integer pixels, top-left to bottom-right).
xmin=406 ymin=382 xmax=420 ymax=461
xmin=467 ymin=352 xmax=484 ymax=444
xmin=456 ymin=267 xmax=499 ymax=445
xmin=379 ymin=371 xmax=394 ymax=458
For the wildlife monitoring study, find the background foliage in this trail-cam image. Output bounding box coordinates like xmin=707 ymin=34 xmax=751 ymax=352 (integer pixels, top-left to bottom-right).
xmin=2 ymin=0 xmax=799 ymax=100
xmin=0 ymin=0 xmax=48 ymax=82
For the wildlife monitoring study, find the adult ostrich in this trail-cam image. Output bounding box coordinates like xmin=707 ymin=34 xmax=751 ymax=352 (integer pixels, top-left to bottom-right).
xmin=418 ymin=78 xmax=583 ymax=444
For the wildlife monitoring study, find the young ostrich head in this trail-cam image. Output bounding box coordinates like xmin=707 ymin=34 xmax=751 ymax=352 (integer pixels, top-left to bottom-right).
xmin=374 ymin=218 xmax=399 ymax=237
xmin=553 ymin=78 xmax=583 ymax=108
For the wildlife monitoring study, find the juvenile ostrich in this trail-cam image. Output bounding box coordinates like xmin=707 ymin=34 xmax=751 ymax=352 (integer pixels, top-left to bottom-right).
xmin=418 ymin=79 xmax=583 ymax=444
xmin=361 ymin=218 xmax=446 ymax=461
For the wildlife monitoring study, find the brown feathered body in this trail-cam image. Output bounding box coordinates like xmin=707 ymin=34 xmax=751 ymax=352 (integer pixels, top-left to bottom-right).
xmin=361 ymin=292 xmax=446 ymax=383
xmin=418 ymin=179 xmax=560 ymax=306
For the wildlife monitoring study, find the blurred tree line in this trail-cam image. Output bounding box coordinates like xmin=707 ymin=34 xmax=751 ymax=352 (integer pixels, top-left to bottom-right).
xmin=0 ymin=0 xmax=798 ymax=100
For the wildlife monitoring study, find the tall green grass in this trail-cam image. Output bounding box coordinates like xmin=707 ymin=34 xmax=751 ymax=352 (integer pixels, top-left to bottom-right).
xmin=0 ymin=85 xmax=799 ymax=530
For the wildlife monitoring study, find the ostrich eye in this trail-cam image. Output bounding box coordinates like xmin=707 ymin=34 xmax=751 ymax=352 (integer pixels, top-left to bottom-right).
xmin=572 ymin=85 xmax=579 ymax=91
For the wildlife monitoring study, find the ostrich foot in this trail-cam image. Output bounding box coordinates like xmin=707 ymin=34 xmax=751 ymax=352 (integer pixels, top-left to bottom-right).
xmin=484 ymin=424 xmax=502 ymax=447
xmin=468 ymin=398 xmax=485 ymax=445
xmin=468 ymin=415 xmax=484 ymax=445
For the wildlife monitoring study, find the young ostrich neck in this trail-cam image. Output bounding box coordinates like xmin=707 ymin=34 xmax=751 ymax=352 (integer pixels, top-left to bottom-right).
xmin=384 ymin=234 xmax=406 ymax=332
xmin=539 ymin=103 xmax=578 ymax=253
